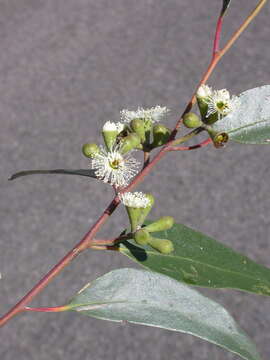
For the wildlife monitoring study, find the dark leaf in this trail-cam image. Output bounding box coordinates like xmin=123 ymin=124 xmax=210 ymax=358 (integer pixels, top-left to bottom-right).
xmin=120 ymin=222 xmax=270 ymax=296
xmin=9 ymin=169 xmax=97 ymax=181
xmin=221 ymin=0 xmax=232 ymax=16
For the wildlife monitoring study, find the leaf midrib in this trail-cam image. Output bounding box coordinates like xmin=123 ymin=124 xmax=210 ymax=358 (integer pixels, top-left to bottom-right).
xmin=226 ymin=118 xmax=270 ymax=135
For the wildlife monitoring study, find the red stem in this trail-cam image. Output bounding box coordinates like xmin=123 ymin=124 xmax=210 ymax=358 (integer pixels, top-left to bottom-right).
xmin=24 ymin=305 xmax=69 ymax=313
xmin=213 ymin=15 xmax=223 ymax=55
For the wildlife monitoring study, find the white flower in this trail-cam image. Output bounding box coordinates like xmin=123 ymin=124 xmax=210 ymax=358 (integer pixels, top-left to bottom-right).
xmin=120 ymin=192 xmax=150 ymax=208
xmin=196 ymin=84 xmax=213 ymax=98
xmin=103 ymin=121 xmax=125 ymax=133
xmin=120 ymin=106 xmax=169 ymax=123
xmin=205 ymin=88 xmax=240 ymax=119
xmin=91 ymin=146 xmax=140 ymax=187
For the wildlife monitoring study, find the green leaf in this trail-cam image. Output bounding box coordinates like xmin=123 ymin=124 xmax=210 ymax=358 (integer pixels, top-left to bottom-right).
xmin=68 ymin=268 xmax=261 ymax=360
xmin=221 ymin=0 xmax=232 ymax=16
xmin=9 ymin=169 xmax=97 ymax=181
xmin=120 ymin=222 xmax=270 ymax=296
xmin=213 ymin=85 xmax=270 ymax=144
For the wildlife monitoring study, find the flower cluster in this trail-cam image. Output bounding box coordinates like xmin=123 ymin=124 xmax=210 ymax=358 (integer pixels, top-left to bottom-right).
xmin=82 ymin=105 xmax=170 ymax=188
xmin=197 ymin=84 xmax=240 ymax=121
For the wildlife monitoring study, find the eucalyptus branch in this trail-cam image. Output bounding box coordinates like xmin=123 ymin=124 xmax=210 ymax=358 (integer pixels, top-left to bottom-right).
xmin=0 ymin=0 xmax=267 ymax=329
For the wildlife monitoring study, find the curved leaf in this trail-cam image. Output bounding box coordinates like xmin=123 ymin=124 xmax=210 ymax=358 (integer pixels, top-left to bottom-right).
xmin=120 ymin=222 xmax=270 ymax=296
xmin=213 ymin=85 xmax=270 ymax=144
xmin=9 ymin=169 xmax=97 ymax=181
xmin=68 ymin=268 xmax=261 ymax=360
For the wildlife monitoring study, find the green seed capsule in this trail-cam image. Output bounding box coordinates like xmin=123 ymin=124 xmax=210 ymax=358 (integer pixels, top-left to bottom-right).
xmin=143 ymin=216 xmax=174 ymax=233
xmin=148 ymin=237 xmax=174 ymax=254
xmin=206 ymin=126 xmax=229 ymax=148
xmin=152 ymin=125 xmax=171 ymax=147
xmin=130 ymin=119 xmax=146 ymax=143
xmin=134 ymin=229 xmax=151 ymax=245
xmin=213 ymin=132 xmax=229 ymax=148
xmin=137 ymin=194 xmax=155 ymax=227
xmin=82 ymin=143 xmax=99 ymax=158
xmin=183 ymin=113 xmax=202 ymax=129
xmin=120 ymin=133 xmax=141 ymax=154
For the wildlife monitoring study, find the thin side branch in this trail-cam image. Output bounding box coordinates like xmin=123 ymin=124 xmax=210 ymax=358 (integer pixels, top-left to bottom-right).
xmin=167 ymin=138 xmax=212 ymax=152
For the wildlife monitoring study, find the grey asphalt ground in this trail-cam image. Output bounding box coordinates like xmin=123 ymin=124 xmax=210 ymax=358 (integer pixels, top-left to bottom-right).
xmin=1 ymin=1 xmax=270 ymax=359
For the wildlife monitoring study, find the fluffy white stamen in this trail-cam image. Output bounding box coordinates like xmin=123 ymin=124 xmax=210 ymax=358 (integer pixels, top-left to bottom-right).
xmin=120 ymin=106 xmax=169 ymax=123
xmin=103 ymin=121 xmax=125 ymax=133
xmin=120 ymin=192 xmax=150 ymax=208
xmin=196 ymin=84 xmax=213 ymax=98
xmin=91 ymin=146 xmax=140 ymax=187
xmin=205 ymin=88 xmax=239 ymax=119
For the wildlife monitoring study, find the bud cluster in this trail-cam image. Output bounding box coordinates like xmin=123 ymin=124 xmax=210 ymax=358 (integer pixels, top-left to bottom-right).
xmin=120 ymin=106 xmax=171 ymax=150
xmin=120 ymin=191 xmax=174 ymax=254
xmin=134 ymin=217 xmax=174 ymax=254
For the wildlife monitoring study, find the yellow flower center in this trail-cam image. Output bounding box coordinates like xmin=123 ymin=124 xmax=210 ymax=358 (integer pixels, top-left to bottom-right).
xmin=110 ymin=159 xmax=121 ymax=169
xmin=216 ymin=101 xmax=228 ymax=112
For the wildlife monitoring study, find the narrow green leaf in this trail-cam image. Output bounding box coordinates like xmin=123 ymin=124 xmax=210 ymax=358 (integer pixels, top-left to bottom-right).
xmin=213 ymin=85 xmax=270 ymax=144
xmin=9 ymin=169 xmax=97 ymax=181
xmin=221 ymin=0 xmax=232 ymax=16
xmin=120 ymin=222 xmax=270 ymax=296
xmin=68 ymin=268 xmax=261 ymax=360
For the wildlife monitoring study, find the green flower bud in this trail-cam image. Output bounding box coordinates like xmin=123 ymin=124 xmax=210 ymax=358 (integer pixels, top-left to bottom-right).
xmin=82 ymin=143 xmax=99 ymax=158
xmin=152 ymin=125 xmax=171 ymax=147
xmin=137 ymin=194 xmax=155 ymax=227
xmin=130 ymin=119 xmax=146 ymax=143
xmin=143 ymin=216 xmax=174 ymax=233
xmin=120 ymin=133 xmax=141 ymax=154
xmin=148 ymin=237 xmax=174 ymax=254
xmin=183 ymin=112 xmax=202 ymax=129
xmin=134 ymin=229 xmax=151 ymax=245
xmin=144 ymin=119 xmax=153 ymax=144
